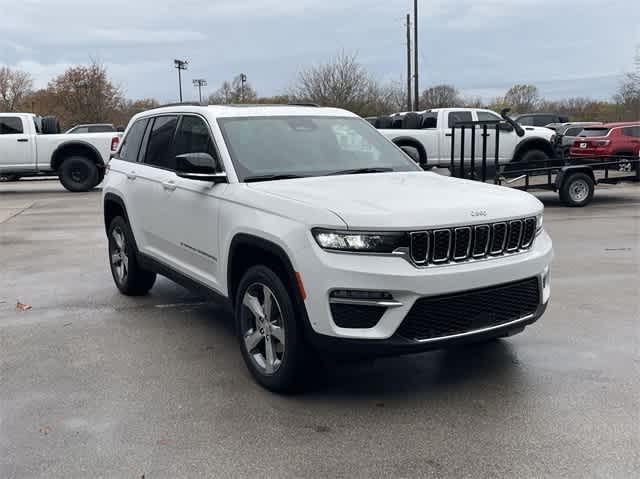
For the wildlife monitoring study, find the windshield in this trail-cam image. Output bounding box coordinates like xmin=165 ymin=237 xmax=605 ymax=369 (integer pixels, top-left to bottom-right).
xmin=218 ymin=116 xmax=420 ymax=181
xmin=579 ymin=128 xmax=610 ymax=137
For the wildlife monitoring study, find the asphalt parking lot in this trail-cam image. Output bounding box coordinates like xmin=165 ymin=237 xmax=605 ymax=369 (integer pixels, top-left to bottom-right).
xmin=1 ymin=179 xmax=639 ymax=478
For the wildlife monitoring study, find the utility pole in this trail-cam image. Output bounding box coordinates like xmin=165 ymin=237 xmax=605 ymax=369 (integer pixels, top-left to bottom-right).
xmin=406 ymin=14 xmax=412 ymax=111
xmin=174 ymin=59 xmax=189 ymax=102
xmin=192 ymin=79 xmax=207 ymax=104
xmin=413 ymin=0 xmax=419 ymax=111
xmin=239 ymin=73 xmax=247 ymax=102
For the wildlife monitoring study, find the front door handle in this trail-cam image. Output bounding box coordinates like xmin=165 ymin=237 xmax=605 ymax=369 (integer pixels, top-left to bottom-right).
xmin=162 ymin=180 xmax=177 ymax=191
xmin=445 ymin=133 xmax=452 ymax=137
xmin=17 ymin=138 xmax=28 ymax=142
xmin=126 ymin=171 xmax=137 ymax=180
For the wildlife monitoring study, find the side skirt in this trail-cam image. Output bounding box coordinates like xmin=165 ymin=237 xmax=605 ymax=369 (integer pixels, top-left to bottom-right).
xmin=137 ymin=252 xmax=233 ymax=310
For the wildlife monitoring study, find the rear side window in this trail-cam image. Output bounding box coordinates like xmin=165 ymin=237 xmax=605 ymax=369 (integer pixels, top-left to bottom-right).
xmin=0 ymin=117 xmax=24 ymax=134
xmin=517 ymin=116 xmax=534 ymax=126
xmin=119 ymin=118 xmax=149 ymax=162
xmin=565 ymin=127 xmax=583 ymax=136
xmin=70 ymin=126 xmax=89 ymax=134
xmin=580 ymin=128 xmax=610 ymax=137
xmin=448 ymin=111 xmax=472 ymax=127
xmin=621 ymin=126 xmax=640 ymax=138
xmin=143 ymin=116 xmax=179 ymax=169
xmin=173 ymin=116 xmax=217 ymax=160
xmin=476 ymin=111 xmax=501 ymax=122
xmin=533 ymin=116 xmax=555 ymax=126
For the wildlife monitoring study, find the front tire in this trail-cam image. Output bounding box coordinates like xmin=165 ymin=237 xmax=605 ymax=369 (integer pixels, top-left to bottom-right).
xmin=108 ymin=216 xmax=156 ymax=295
xmin=235 ymin=265 xmax=308 ymax=393
xmin=58 ymin=156 xmax=99 ymax=192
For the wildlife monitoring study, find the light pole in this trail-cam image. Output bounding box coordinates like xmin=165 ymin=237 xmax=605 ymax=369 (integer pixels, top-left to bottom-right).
xmin=174 ymin=59 xmax=189 ymax=102
xmin=193 ymin=79 xmax=207 ymax=104
xmin=240 ymin=73 xmax=247 ymax=102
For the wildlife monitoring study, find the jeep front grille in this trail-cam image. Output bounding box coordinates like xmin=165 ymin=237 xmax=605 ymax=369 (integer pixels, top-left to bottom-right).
xmin=408 ymin=217 xmax=536 ymax=266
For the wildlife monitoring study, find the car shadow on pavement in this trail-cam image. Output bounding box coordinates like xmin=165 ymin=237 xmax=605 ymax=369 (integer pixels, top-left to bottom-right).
xmin=308 ymin=340 xmax=525 ymax=398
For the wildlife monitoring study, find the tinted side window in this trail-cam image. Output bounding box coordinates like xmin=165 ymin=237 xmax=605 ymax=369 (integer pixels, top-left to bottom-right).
xmin=533 ymin=116 xmax=554 ymax=126
xmin=173 ymin=116 xmax=217 ymax=160
xmin=476 ymin=111 xmax=501 ymax=122
xmin=0 ymin=117 xmax=24 ymax=134
xmin=143 ymin=116 xmax=178 ymax=169
xmin=448 ymin=111 xmax=472 ymax=127
xmin=518 ymin=116 xmax=534 ymax=126
xmin=70 ymin=126 xmax=89 ymax=134
xmin=119 ymin=119 xmax=149 ymax=162
xmin=621 ymin=126 xmax=640 ymax=138
xmin=565 ymin=127 xmax=582 ymax=136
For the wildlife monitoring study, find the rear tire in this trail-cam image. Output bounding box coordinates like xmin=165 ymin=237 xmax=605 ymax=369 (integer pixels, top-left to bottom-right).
xmin=0 ymin=174 xmax=21 ymax=182
xmin=58 ymin=156 xmax=99 ymax=192
xmin=235 ymin=265 xmax=309 ymax=393
xmin=108 ymin=216 xmax=156 ymax=295
xmin=559 ymin=172 xmax=594 ymax=207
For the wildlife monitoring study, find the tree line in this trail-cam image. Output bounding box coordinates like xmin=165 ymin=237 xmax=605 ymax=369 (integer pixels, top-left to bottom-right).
xmin=1 ymin=51 xmax=638 ymax=129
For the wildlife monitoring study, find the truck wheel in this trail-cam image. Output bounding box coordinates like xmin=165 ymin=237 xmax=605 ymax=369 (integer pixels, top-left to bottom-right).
xmin=519 ymin=149 xmax=549 ymax=166
xmin=108 ymin=216 xmax=156 ymax=295
xmin=0 ymin=174 xmax=21 ymax=182
xmin=235 ymin=265 xmax=309 ymax=393
xmin=58 ymin=156 xmax=99 ymax=192
xmin=94 ymin=169 xmax=106 ymax=187
xmin=559 ymin=172 xmax=594 ymax=207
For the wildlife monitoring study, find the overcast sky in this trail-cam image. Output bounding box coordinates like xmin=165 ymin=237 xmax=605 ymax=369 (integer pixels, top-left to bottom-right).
xmin=1 ymin=0 xmax=638 ymax=103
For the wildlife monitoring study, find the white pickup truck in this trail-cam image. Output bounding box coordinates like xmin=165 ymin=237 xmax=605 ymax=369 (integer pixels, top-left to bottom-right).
xmin=374 ymin=108 xmax=556 ymax=168
xmin=0 ymin=113 xmax=121 ymax=191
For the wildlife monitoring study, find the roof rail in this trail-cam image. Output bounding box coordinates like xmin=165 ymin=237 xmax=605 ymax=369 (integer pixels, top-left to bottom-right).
xmin=288 ymin=102 xmax=320 ymax=107
xmin=157 ymin=101 xmax=203 ymax=108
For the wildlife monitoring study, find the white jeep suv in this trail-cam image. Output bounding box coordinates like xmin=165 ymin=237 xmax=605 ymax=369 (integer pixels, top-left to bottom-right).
xmin=103 ymin=104 xmax=553 ymax=392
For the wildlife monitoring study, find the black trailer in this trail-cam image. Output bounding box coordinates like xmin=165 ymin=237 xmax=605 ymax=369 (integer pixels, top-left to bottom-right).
xmin=446 ymin=117 xmax=639 ymax=207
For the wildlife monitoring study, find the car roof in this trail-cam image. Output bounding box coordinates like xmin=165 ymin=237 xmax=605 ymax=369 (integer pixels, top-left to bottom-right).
xmin=134 ymin=104 xmax=356 ymax=120
xmin=594 ymin=121 xmax=640 ymax=128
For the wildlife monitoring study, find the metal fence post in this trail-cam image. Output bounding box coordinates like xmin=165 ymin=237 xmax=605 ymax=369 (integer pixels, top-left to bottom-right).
xmin=494 ymin=124 xmax=500 ymax=185
xmin=470 ymin=125 xmax=476 ymax=181
xmin=450 ymin=127 xmax=456 ymax=176
xmin=460 ymin=126 xmax=466 ymax=179
xmin=482 ymin=124 xmax=488 ymax=182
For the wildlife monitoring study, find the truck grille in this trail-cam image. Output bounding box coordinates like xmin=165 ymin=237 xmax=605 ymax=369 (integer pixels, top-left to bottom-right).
xmin=396 ymin=277 xmax=540 ymax=341
xmin=409 ymin=217 xmax=536 ymax=266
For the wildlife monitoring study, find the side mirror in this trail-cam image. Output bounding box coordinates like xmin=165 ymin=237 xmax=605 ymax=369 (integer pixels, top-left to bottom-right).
xmin=498 ymin=122 xmax=514 ymax=132
xmin=499 ymin=109 xmax=525 ymax=137
xmin=175 ymin=152 xmax=227 ymax=183
xmin=400 ymin=145 xmax=421 ymax=164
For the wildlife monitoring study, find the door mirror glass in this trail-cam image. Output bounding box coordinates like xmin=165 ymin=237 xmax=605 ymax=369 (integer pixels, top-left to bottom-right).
xmin=498 ymin=122 xmax=514 ymax=132
xmin=175 ymin=153 xmax=227 ymax=182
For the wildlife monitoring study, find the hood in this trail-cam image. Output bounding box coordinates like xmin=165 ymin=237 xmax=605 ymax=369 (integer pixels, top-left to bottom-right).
xmin=248 ymin=172 xmax=542 ymax=229
xmin=522 ymin=126 xmax=554 ymax=140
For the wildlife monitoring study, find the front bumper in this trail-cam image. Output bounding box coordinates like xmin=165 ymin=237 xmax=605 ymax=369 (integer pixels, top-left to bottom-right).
xmin=296 ymin=230 xmax=553 ymax=345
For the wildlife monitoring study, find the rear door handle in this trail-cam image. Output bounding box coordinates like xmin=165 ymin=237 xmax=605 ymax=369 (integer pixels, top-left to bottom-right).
xmin=445 ymin=133 xmax=452 ymax=137
xmin=17 ymin=138 xmax=28 ymax=142
xmin=162 ymin=180 xmax=177 ymax=191
xmin=126 ymin=171 xmax=137 ymax=180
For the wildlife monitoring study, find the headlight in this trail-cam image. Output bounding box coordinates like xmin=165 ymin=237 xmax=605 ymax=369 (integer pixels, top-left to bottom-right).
xmin=312 ymin=228 xmax=407 ymax=253
xmin=536 ymin=214 xmax=544 ymax=234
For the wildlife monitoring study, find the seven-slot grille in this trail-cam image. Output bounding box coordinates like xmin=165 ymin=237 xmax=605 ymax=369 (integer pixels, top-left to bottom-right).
xmin=409 ymin=217 xmax=537 ymax=266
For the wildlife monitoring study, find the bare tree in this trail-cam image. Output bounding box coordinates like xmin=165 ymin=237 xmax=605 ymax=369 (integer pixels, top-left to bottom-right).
xmin=0 ymin=66 xmax=33 ymax=111
xmin=420 ymin=84 xmax=461 ymax=109
xmin=291 ymin=52 xmax=381 ymax=116
xmin=504 ymin=84 xmax=540 ymax=112
xmin=614 ymin=48 xmax=640 ymax=120
xmin=208 ymin=75 xmax=257 ymax=104
xmin=46 ymin=61 xmax=124 ymax=127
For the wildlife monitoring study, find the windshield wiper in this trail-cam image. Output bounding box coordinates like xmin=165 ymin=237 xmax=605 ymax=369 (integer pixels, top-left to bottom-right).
xmin=243 ymin=174 xmax=308 ymax=183
xmin=327 ymin=167 xmax=394 ymax=176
